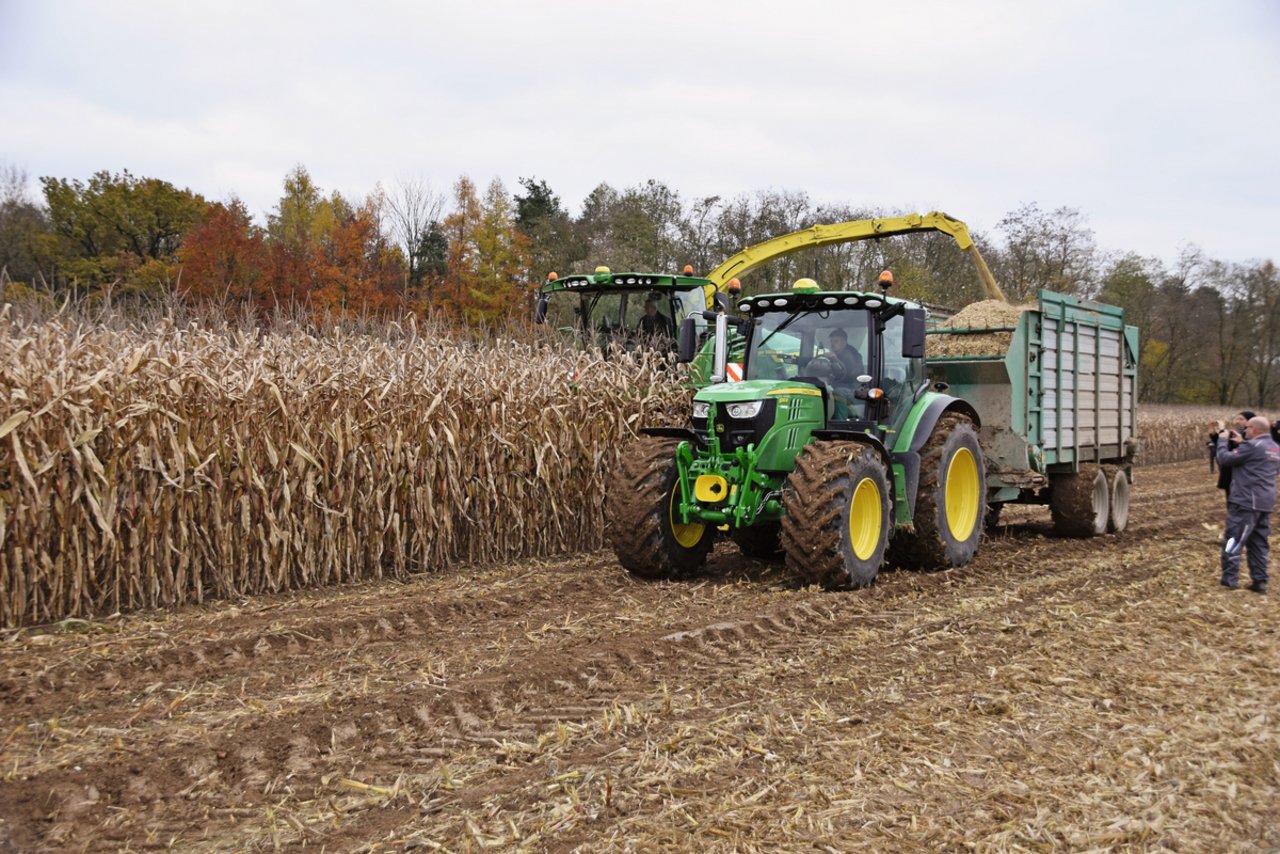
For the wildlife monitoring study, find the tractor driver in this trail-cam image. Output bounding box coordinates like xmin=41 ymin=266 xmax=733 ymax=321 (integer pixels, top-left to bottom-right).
xmin=635 ymin=298 xmax=674 ymax=342
xmin=827 ymin=329 xmax=864 ymax=382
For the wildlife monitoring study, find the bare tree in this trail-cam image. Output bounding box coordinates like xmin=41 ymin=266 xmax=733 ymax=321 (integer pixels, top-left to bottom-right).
xmin=385 ymin=176 xmax=445 ymax=291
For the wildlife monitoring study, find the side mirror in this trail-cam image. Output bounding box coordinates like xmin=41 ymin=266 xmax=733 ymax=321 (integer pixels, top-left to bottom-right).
xmin=534 ymin=295 xmax=550 ymax=324
xmin=678 ymin=316 xmax=699 ymax=363
xmin=714 ymin=292 xmax=730 ymax=312
xmin=902 ymin=308 xmax=926 ymax=358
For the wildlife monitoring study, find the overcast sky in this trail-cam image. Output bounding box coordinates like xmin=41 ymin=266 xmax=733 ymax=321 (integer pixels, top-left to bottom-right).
xmin=2 ymin=0 xmax=1278 ymax=266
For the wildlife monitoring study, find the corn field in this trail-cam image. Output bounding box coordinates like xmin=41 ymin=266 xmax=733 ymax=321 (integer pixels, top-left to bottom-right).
xmin=0 ymin=311 xmax=684 ymax=627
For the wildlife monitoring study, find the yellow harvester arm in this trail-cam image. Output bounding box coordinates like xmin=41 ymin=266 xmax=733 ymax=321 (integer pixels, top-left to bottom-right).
xmin=705 ymin=210 xmax=1007 ymax=302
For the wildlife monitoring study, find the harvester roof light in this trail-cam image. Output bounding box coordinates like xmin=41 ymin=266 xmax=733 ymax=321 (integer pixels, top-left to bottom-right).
xmin=843 ymin=297 xmax=857 ymax=305
xmin=727 ymin=278 xmax=742 ymax=295
xmin=877 ymin=270 xmax=894 ymax=295
xmin=867 ymin=388 xmax=884 ymax=399
xmin=547 ymin=271 xmax=559 ymax=281
xmin=774 ymin=298 xmax=788 ymax=307
xmin=595 ymin=266 xmax=611 ymax=274
xmin=792 ymin=277 xmax=819 ymax=292
xmin=683 ymin=264 xmax=694 ymax=274
xmin=823 ymin=297 xmax=838 ymax=305
xmin=737 ymin=302 xmax=750 ymax=311
xmin=626 ymin=277 xmax=636 ymax=284
xmin=758 ymin=299 xmax=771 ymax=307
xmin=864 ymin=298 xmax=883 ymax=308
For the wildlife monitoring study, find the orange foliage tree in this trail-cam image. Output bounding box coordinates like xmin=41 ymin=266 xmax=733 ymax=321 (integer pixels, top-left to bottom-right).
xmin=439 ymin=177 xmax=531 ymax=324
xmin=177 ymin=198 xmax=270 ymax=306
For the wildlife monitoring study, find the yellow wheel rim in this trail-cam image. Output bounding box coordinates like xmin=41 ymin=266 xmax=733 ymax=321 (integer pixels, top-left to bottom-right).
xmin=849 ymin=477 xmax=883 ymax=561
xmin=669 ymin=485 xmax=706 ymax=549
xmin=945 ymin=447 xmax=980 ymax=541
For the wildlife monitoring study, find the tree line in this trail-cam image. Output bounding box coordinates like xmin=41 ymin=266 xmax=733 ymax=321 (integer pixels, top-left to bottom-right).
xmin=0 ymin=162 xmax=1276 ymax=406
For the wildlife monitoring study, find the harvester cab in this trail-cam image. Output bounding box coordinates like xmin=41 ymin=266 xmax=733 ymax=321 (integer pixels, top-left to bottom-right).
xmin=534 ymin=266 xmax=723 ymax=355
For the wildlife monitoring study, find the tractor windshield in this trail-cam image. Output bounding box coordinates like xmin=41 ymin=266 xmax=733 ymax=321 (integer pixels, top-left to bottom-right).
xmin=540 ymin=287 xmax=708 ymax=351
xmin=746 ymin=309 xmax=871 ymax=383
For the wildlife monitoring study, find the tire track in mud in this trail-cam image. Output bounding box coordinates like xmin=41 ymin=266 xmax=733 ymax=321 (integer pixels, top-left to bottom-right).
xmin=0 ymin=461 xmax=1226 ymax=850
xmin=322 ymin=491 xmax=1220 ymax=848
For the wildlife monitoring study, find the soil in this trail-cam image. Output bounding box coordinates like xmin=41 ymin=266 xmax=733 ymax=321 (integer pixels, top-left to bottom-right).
xmin=1 ymin=459 xmax=1276 ymax=852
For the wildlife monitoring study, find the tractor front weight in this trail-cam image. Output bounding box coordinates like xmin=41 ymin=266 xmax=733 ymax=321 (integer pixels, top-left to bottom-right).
xmin=673 ymin=439 xmax=782 ymax=529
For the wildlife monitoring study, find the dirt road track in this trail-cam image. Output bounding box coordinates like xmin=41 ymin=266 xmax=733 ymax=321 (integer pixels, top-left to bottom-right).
xmin=1 ymin=459 xmax=1277 ymax=851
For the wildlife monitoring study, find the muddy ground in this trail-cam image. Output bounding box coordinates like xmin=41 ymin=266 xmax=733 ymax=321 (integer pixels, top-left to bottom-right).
xmin=1 ymin=459 xmax=1276 ymax=852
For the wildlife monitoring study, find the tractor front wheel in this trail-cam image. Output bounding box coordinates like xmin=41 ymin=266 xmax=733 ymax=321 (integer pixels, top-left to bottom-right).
xmin=891 ymin=413 xmax=986 ymax=569
xmin=781 ymin=441 xmax=891 ymax=589
xmin=606 ymin=437 xmax=714 ymax=579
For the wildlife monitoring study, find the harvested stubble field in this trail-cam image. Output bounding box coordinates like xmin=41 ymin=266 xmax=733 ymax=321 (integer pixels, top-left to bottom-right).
xmin=1 ymin=457 xmax=1277 ymax=852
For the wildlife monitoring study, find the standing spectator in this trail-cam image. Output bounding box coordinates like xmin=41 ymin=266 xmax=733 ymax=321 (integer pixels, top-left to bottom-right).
xmin=1210 ymin=410 xmax=1255 ymax=507
xmin=1216 ymin=415 xmax=1280 ymax=593
xmin=1206 ymin=419 xmax=1225 ymax=473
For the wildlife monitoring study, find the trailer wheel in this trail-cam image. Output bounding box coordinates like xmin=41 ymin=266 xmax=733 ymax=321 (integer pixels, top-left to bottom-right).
xmin=892 ymin=413 xmax=986 ymax=569
xmin=607 ymin=437 xmax=713 ymax=579
xmin=1106 ymin=466 xmax=1131 ymax=533
xmin=1050 ymin=464 xmax=1110 ymax=537
xmin=731 ymin=523 xmax=783 ymax=559
xmin=781 ymin=441 xmax=890 ymax=589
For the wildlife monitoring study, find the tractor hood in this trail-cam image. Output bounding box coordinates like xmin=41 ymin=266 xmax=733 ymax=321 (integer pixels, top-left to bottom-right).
xmin=693 ymin=379 xmax=823 ymax=404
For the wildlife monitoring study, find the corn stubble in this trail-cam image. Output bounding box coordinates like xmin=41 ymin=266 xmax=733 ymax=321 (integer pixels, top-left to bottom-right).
xmin=0 ymin=314 xmax=684 ymax=627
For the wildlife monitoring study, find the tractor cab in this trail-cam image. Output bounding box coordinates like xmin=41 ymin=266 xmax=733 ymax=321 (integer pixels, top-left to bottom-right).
xmin=680 ymin=278 xmax=928 ymax=447
xmin=534 ymin=267 xmax=721 ymax=355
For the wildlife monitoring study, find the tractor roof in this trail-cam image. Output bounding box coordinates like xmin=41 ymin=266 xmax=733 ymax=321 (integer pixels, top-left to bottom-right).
xmin=538 ymin=270 xmax=713 ymax=295
xmin=733 ymin=289 xmax=915 ymax=317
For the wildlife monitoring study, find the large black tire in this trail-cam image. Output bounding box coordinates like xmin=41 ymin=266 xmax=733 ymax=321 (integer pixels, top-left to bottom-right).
xmin=606 ymin=437 xmax=714 ymax=579
xmin=1050 ymin=464 xmax=1110 ymax=537
xmin=780 ymin=441 xmax=891 ymax=589
xmin=1106 ymin=465 xmax=1131 ymax=533
xmin=731 ymin=523 xmax=783 ymax=559
xmin=891 ymin=413 xmax=986 ymax=569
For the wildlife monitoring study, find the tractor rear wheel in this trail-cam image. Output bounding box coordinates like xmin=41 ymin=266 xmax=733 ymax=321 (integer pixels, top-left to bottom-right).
xmin=1050 ymin=464 xmax=1110 ymax=537
xmin=606 ymin=437 xmax=714 ymax=579
xmin=781 ymin=441 xmax=890 ymax=589
xmin=731 ymin=523 xmax=783 ymax=559
xmin=891 ymin=413 xmax=986 ymax=569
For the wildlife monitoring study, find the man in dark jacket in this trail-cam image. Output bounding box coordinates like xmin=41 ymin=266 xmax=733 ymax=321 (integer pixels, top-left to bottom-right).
xmin=1216 ymin=415 xmax=1280 ymax=593
xmin=1210 ymin=410 xmax=1255 ymax=506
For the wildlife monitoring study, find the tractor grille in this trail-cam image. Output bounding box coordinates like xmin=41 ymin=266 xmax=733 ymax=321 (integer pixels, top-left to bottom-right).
xmin=711 ymin=400 xmax=777 ymax=452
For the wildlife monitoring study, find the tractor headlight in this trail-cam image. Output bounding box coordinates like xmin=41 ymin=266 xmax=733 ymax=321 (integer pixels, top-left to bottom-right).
xmin=692 ymin=401 xmax=710 ymax=419
xmin=727 ymin=401 xmax=764 ymax=419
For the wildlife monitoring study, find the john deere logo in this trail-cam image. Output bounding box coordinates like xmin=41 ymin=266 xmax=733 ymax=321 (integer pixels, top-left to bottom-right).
xmin=715 ymin=423 xmax=725 ymax=434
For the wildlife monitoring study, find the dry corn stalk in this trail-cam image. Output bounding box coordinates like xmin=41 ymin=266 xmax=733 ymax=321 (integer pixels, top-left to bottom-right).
xmin=0 ymin=314 xmax=685 ymax=627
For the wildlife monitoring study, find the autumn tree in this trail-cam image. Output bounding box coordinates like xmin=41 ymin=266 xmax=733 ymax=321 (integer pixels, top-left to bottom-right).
xmin=40 ymin=169 xmax=208 ymax=294
xmin=440 ymin=176 xmax=531 ymax=324
xmin=177 ymin=198 xmax=270 ymax=306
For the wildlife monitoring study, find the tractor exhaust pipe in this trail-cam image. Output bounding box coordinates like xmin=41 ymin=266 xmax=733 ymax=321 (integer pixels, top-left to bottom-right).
xmin=710 ymin=312 xmax=728 ymax=383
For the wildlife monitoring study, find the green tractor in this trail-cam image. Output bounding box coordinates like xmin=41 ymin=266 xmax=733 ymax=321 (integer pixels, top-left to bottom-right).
xmin=607 ymin=273 xmax=983 ymax=587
